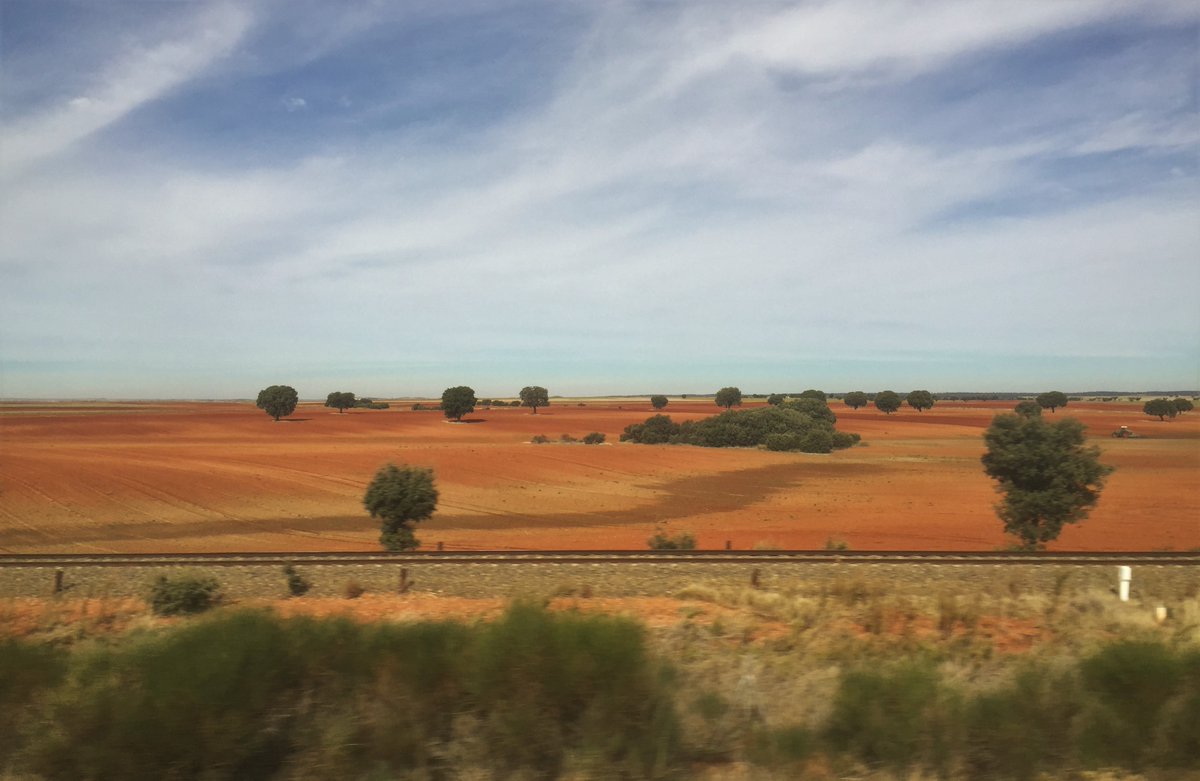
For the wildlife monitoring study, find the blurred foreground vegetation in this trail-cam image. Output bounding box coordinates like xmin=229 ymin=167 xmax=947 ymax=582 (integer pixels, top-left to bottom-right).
xmin=2 ymin=594 xmax=1198 ymax=780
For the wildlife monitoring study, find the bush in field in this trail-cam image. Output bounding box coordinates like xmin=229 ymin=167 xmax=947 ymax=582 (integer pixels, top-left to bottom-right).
xmin=441 ymin=386 xmax=476 ymax=421
xmin=843 ymin=390 xmax=868 ymax=409
xmin=622 ymin=403 xmax=857 ymax=454
xmin=255 ymin=384 xmax=298 ymax=421
xmin=530 ymin=434 xmax=550 ymax=443
xmin=1076 ymin=641 xmax=1199 ymax=769
xmin=714 ymin=386 xmax=742 ymax=409
xmin=650 ymin=394 xmax=668 ymax=410
xmin=1172 ymin=397 xmax=1194 ymax=415
xmin=582 ymin=431 xmax=606 ymax=444
xmin=825 ymin=661 xmax=962 ymax=772
xmin=647 ymin=528 xmax=696 ymax=550
xmin=874 ymin=390 xmax=902 ymax=414
xmin=354 ymin=397 xmax=389 ymax=409
xmin=519 ymin=385 xmax=550 ymax=414
xmin=1014 ymin=400 xmax=1042 ymax=417
xmin=148 ymin=574 xmax=220 ymax=615
xmin=324 ymin=391 xmax=355 ymax=413
xmin=1144 ymin=398 xmax=1178 ymax=421
xmin=906 ymin=389 xmax=935 ymax=412
xmin=1037 ymin=391 xmax=1069 ymax=412
xmin=766 ymin=393 xmax=784 ymax=406
xmin=620 ymin=413 xmax=681 ymax=444
xmin=363 ymin=463 xmax=438 ymax=551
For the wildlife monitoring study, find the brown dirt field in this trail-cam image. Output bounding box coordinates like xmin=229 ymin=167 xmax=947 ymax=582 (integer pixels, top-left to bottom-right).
xmin=0 ymin=399 xmax=1196 ymax=553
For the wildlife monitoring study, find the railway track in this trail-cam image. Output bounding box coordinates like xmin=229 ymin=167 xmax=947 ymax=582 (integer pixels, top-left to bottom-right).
xmin=1 ymin=551 xmax=1196 ymax=568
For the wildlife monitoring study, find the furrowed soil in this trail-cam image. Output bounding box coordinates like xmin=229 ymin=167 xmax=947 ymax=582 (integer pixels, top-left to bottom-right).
xmin=0 ymin=399 xmax=1196 ymax=553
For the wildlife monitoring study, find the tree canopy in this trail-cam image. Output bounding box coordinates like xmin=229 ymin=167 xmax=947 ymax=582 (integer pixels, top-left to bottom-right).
xmin=256 ymin=385 xmax=298 ymax=421
xmin=981 ymin=414 xmax=1113 ymax=549
xmin=363 ymin=463 xmax=438 ymax=551
xmin=906 ymin=390 xmax=935 ymax=412
xmin=1143 ymin=399 xmax=1178 ymax=421
xmin=1036 ymin=391 xmax=1069 ymax=413
xmin=324 ymin=391 xmax=356 ymax=414
xmin=766 ymin=393 xmax=784 ymax=406
xmin=1171 ymin=398 xmax=1194 ymax=415
xmin=843 ymin=391 xmax=868 ymax=410
xmin=650 ymin=395 xmax=669 ymax=410
xmin=519 ymin=386 xmax=550 ymax=414
xmin=441 ymin=386 xmax=476 ymax=421
xmin=714 ymin=387 xmax=742 ymax=410
xmin=874 ymin=390 xmax=901 ymax=415
xmin=1014 ymin=400 xmax=1042 ymax=418
xmin=621 ymin=402 xmax=858 ymax=453
xmin=799 ymin=389 xmax=827 ymax=402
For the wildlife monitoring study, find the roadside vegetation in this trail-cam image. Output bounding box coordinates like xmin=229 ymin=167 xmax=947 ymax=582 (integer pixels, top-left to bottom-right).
xmin=2 ymin=575 xmax=1197 ymax=781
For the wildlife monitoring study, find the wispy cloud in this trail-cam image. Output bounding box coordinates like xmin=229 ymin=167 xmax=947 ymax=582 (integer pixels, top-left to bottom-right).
xmin=0 ymin=3 xmax=251 ymax=176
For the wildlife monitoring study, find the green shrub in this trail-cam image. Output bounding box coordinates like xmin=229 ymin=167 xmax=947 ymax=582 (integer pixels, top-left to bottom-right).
xmin=1077 ymin=640 xmax=1195 ymax=769
xmin=620 ymin=413 xmax=680 ymax=444
xmin=964 ymin=666 xmax=1081 ymax=780
xmin=647 ymin=529 xmax=696 ymax=550
xmin=148 ymin=574 xmax=220 ymax=615
xmin=622 ymin=405 xmax=858 ymax=452
xmin=0 ymin=638 xmax=67 ymax=764
xmin=764 ymin=432 xmax=802 ymax=451
xmin=824 ymin=661 xmax=963 ymax=771
xmin=559 ymin=433 xmax=577 ymax=443
xmin=582 ymin=431 xmax=606 ymax=444
xmin=531 ymin=434 xmax=550 ymax=444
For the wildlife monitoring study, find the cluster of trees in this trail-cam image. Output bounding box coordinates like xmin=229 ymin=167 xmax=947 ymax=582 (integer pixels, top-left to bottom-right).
xmin=253 ymin=385 xmax=553 ymax=423
xmin=621 ymin=396 xmax=859 ymax=453
xmin=1144 ymin=397 xmax=1193 ymax=421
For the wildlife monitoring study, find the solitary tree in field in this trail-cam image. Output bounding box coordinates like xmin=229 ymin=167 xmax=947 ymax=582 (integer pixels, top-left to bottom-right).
xmin=519 ymin=386 xmax=550 ymax=414
xmin=874 ymin=390 xmax=901 ymax=415
xmin=441 ymin=386 xmax=476 ymax=421
xmin=1143 ymin=398 xmax=1178 ymax=421
xmin=981 ymin=414 xmax=1113 ymax=549
xmin=1036 ymin=391 xmax=1069 ymax=413
xmin=1014 ymin=400 xmax=1042 ymax=418
xmin=906 ymin=390 xmax=935 ymax=412
xmin=363 ymin=463 xmax=438 ymax=551
xmin=650 ymin=395 xmax=669 ymax=410
xmin=766 ymin=393 xmax=785 ymax=406
xmin=256 ymin=385 xmax=298 ymax=421
xmin=325 ymin=391 xmax=356 ymax=414
xmin=843 ymin=391 xmax=868 ymax=410
xmin=715 ymin=387 xmax=742 ymax=410
xmin=1171 ymin=398 xmax=1194 ymax=415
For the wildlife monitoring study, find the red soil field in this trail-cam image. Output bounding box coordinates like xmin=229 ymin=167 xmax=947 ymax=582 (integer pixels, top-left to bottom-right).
xmin=0 ymin=399 xmax=1196 ymax=553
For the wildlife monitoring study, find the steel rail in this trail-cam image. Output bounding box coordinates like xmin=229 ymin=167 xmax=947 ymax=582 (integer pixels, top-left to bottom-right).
xmin=1 ymin=551 xmax=1196 ymax=568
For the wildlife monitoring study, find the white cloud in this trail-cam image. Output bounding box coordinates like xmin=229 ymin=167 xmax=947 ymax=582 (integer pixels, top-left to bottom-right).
xmin=0 ymin=3 xmax=251 ymax=176
xmin=281 ymin=96 xmax=308 ymax=112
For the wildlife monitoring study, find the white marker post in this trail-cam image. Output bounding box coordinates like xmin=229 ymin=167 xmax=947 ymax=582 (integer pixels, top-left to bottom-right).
xmin=1118 ymin=565 xmax=1132 ymax=602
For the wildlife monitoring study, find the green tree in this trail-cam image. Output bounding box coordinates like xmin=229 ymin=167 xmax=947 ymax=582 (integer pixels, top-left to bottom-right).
xmin=874 ymin=390 xmax=901 ymax=415
xmin=981 ymin=414 xmax=1113 ymax=549
xmin=255 ymin=385 xmax=298 ymax=421
xmin=324 ymin=391 xmax=356 ymax=414
xmin=363 ymin=463 xmax=438 ymax=551
xmin=1171 ymin=397 xmax=1194 ymax=415
xmin=715 ymin=387 xmax=742 ymax=410
xmin=1014 ymin=400 xmax=1042 ymax=418
xmin=843 ymin=391 xmax=868 ymax=410
xmin=1143 ymin=398 xmax=1178 ymax=421
xmin=1036 ymin=391 xmax=1069 ymax=413
xmin=799 ymin=389 xmax=827 ymax=402
xmin=906 ymin=390 xmax=935 ymax=412
xmin=650 ymin=394 xmax=669 ymax=410
xmin=519 ymin=385 xmax=549 ymax=414
xmin=441 ymin=386 xmax=476 ymax=421
xmin=766 ymin=393 xmax=785 ymax=406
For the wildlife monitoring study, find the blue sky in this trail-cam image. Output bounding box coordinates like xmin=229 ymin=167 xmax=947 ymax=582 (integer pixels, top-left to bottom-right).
xmin=1 ymin=0 xmax=1197 ymax=399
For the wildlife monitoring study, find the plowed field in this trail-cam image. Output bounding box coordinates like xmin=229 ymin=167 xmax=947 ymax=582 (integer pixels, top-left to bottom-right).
xmin=1 ymin=399 xmax=1196 ymax=552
